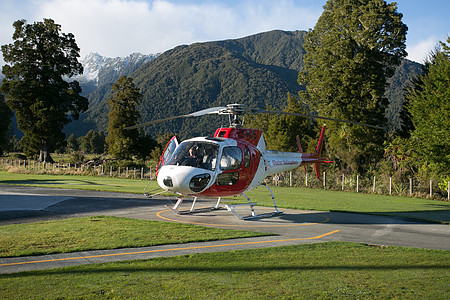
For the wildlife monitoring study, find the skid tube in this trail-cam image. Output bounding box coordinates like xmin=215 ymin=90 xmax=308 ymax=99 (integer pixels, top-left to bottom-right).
xmin=225 ymin=184 xmax=284 ymax=220
xmin=166 ymin=197 xmax=223 ymax=214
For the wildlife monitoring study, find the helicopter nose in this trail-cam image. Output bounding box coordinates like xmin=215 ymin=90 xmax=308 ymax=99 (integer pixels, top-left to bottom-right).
xmin=157 ymin=166 xmax=212 ymax=194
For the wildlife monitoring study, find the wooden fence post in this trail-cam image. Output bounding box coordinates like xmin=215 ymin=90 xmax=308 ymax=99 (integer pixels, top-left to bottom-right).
xmin=389 ymin=177 xmax=392 ymax=195
xmin=448 ymin=181 xmax=449 ymax=200
xmin=430 ymin=180 xmax=432 ymax=198
xmin=409 ymin=178 xmax=413 ymax=196
xmin=356 ymin=175 xmax=359 ymax=193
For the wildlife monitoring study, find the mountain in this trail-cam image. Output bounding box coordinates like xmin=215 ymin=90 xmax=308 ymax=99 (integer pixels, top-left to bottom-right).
xmin=75 ymin=52 xmax=158 ymax=86
xmin=64 ymin=52 xmax=158 ymax=135
xmin=66 ymin=30 xmax=421 ymax=139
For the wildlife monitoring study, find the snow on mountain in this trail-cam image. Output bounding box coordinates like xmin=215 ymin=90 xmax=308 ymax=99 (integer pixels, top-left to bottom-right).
xmin=74 ymin=52 xmax=158 ymax=85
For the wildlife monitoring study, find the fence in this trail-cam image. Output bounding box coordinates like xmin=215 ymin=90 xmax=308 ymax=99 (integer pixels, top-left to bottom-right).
xmin=1 ymin=158 xmax=449 ymax=200
xmin=269 ymin=168 xmax=449 ymax=200
xmin=0 ymin=159 xmax=156 ymax=180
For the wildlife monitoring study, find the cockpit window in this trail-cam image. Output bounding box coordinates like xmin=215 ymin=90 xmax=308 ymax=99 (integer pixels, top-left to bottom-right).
xmin=166 ymin=141 xmax=219 ymax=171
xmin=220 ymin=146 xmax=242 ymax=170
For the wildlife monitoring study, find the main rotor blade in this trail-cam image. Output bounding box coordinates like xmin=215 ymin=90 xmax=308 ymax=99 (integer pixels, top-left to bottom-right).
xmin=255 ymin=110 xmax=385 ymax=130
xmin=188 ymin=106 xmax=227 ymax=117
xmin=124 ymin=106 xmax=227 ymax=130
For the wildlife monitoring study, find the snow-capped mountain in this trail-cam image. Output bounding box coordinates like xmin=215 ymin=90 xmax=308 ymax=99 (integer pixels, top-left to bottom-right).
xmin=75 ymin=52 xmax=158 ymax=85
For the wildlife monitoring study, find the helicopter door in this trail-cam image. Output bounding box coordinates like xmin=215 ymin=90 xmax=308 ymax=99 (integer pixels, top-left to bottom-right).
xmin=157 ymin=136 xmax=178 ymax=173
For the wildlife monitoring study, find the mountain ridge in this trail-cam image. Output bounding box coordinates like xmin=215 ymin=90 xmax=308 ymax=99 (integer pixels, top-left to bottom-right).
xmin=67 ymin=29 xmax=421 ymax=139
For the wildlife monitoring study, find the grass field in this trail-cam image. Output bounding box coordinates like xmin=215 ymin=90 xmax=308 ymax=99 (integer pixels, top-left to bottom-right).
xmin=0 ymin=216 xmax=271 ymax=258
xmin=1 ymin=242 xmax=449 ymax=299
xmin=1 ymin=171 xmax=449 ymax=223
xmin=1 ymin=171 xmax=449 ymax=298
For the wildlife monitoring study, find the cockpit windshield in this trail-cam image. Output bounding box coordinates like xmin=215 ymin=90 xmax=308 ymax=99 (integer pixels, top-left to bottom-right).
xmin=166 ymin=141 xmax=219 ymax=171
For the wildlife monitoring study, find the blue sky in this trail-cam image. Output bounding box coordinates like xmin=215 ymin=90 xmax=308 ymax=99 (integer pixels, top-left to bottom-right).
xmin=0 ymin=0 xmax=449 ymax=64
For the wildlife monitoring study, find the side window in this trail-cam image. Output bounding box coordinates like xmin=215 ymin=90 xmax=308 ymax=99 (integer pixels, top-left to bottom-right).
xmin=216 ymin=172 xmax=239 ymax=185
xmin=244 ymin=147 xmax=251 ymax=168
xmin=220 ymin=147 xmax=242 ymax=170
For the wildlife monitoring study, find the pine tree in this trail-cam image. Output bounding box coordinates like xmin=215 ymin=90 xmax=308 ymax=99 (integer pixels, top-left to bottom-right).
xmin=246 ymin=94 xmax=317 ymax=152
xmin=266 ymin=93 xmax=317 ymax=152
xmin=0 ymin=19 xmax=88 ymax=162
xmin=106 ymin=76 xmax=142 ymax=159
xmin=298 ymin=0 xmax=407 ymax=173
xmin=405 ymin=37 xmax=450 ymax=178
xmin=0 ymin=94 xmax=13 ymax=155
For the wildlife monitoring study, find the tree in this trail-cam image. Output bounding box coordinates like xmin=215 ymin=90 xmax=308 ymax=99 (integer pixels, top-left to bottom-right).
xmin=0 ymin=19 xmax=88 ymax=162
xmin=247 ymin=93 xmax=317 ymax=152
xmin=79 ymin=130 xmax=106 ymax=154
xmin=298 ymin=0 xmax=407 ymax=173
xmin=404 ymin=37 xmax=450 ymax=179
xmin=135 ymin=133 xmax=157 ymax=162
xmin=0 ymin=93 xmax=13 ymax=155
xmin=106 ymin=76 xmax=142 ymax=159
xmin=66 ymin=133 xmax=79 ymax=152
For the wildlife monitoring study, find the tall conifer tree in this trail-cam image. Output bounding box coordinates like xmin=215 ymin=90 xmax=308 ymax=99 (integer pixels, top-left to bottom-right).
xmin=106 ymin=76 xmax=142 ymax=159
xmin=405 ymin=37 xmax=450 ymax=178
xmin=298 ymin=0 xmax=407 ymax=172
xmin=1 ymin=19 xmax=88 ymax=162
xmin=0 ymin=94 xmax=12 ymax=155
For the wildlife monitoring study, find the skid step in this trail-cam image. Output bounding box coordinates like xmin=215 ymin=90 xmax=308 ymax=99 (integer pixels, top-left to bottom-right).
xmin=169 ymin=206 xmax=224 ymax=215
xmin=241 ymin=211 xmax=284 ymax=220
xmin=225 ymin=202 xmax=283 ymax=220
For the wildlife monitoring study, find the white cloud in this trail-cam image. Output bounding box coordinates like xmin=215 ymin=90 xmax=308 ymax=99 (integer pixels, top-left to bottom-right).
xmin=406 ymin=36 xmax=440 ymax=64
xmin=30 ymin=0 xmax=320 ymax=58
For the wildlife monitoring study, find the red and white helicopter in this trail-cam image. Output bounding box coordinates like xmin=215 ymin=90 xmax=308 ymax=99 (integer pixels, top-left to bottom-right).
xmin=127 ymin=103 xmax=383 ymax=220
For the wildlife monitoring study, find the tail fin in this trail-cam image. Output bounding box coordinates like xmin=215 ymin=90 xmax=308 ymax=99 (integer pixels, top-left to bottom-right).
xmin=298 ymin=125 xmax=331 ymax=181
xmin=315 ymin=125 xmax=326 ymax=158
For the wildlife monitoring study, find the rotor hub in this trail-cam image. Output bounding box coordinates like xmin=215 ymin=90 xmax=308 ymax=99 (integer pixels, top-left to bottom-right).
xmin=218 ymin=104 xmax=249 ymax=128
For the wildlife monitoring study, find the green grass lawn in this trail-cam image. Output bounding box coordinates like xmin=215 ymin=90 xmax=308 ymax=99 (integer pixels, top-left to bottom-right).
xmin=244 ymin=186 xmax=450 ymax=223
xmin=1 ymin=170 xmax=449 ymax=223
xmin=1 ymin=242 xmax=448 ymax=299
xmin=1 ymin=172 xmax=449 ymax=298
xmin=0 ymin=171 xmax=152 ymax=194
xmin=0 ymin=216 xmax=270 ymax=258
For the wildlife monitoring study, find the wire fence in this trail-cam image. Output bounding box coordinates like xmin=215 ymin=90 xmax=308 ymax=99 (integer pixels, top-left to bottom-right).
xmin=1 ymin=158 xmax=449 ymax=201
xmin=0 ymin=159 xmax=156 ymax=180
xmin=266 ymin=168 xmax=449 ymax=200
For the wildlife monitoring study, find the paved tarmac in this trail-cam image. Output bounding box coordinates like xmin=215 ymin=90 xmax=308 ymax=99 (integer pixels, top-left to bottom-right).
xmin=0 ymin=185 xmax=449 ymax=274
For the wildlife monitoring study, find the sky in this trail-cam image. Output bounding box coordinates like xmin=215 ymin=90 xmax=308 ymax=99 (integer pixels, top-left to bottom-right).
xmin=0 ymin=0 xmax=449 ymax=65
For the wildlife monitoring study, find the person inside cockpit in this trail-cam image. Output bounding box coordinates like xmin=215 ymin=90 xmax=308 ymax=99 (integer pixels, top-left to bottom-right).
xmin=182 ymin=146 xmax=201 ymax=167
xmin=166 ymin=141 xmax=219 ymax=171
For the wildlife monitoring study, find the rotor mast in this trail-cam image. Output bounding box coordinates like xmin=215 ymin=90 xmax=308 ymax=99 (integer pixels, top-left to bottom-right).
xmin=219 ymin=103 xmax=248 ymax=128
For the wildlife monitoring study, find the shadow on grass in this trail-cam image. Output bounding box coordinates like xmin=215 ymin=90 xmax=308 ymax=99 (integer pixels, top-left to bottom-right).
xmin=4 ymin=263 xmax=450 ymax=278
xmin=0 ymin=179 xmax=101 ymax=186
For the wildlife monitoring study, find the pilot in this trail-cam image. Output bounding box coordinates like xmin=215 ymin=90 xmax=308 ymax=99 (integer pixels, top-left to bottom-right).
xmin=184 ymin=146 xmax=202 ymax=167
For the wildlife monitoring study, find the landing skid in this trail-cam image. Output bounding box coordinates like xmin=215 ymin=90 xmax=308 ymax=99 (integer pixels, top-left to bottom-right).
xmin=225 ymin=184 xmax=284 ymax=220
xmin=166 ymin=197 xmax=223 ymax=214
xmin=165 ymin=185 xmax=283 ymax=220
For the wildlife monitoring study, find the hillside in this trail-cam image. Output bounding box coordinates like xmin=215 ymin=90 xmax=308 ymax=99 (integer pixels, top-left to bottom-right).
xmin=64 ymin=52 xmax=157 ymax=135
xmin=66 ymin=30 xmax=421 ymax=139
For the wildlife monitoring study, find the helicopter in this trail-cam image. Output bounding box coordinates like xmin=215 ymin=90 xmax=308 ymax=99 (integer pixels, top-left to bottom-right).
xmin=126 ymin=103 xmax=383 ymax=220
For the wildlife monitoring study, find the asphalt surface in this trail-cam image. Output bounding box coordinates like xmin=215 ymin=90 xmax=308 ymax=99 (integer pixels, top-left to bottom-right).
xmin=0 ymin=185 xmax=449 ymax=274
